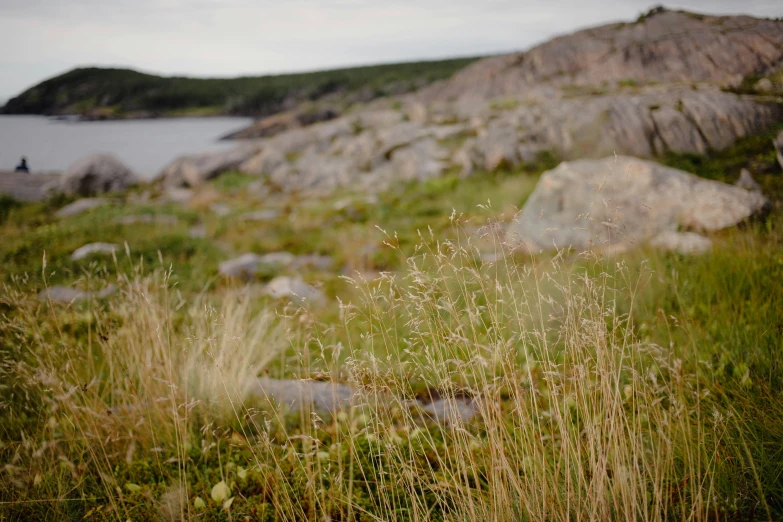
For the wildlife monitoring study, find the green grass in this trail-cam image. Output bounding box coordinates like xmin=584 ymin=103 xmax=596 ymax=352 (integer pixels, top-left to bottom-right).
xmin=1 ymin=129 xmax=783 ymax=520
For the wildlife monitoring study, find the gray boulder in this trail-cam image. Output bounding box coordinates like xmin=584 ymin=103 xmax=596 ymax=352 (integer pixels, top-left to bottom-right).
xmin=55 ymin=198 xmax=111 ymax=218
xmin=508 ymin=156 xmax=768 ymax=253
xmin=61 ymin=154 xmax=137 ymax=196
xmin=71 ymin=242 xmax=120 ymax=261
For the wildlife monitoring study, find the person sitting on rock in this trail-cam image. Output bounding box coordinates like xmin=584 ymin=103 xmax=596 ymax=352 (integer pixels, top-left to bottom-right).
xmin=14 ymin=157 xmax=29 ymax=172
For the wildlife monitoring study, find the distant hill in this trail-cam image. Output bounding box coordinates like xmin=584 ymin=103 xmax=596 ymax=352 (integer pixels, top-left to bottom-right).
xmin=1 ymin=58 xmax=479 ymax=118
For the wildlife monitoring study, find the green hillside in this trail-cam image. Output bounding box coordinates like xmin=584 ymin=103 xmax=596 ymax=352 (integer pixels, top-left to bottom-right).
xmin=0 ymin=58 xmax=479 ymax=118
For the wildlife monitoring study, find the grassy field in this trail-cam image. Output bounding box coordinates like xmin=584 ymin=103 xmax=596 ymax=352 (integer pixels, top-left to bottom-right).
xmin=1 ymin=59 xmax=479 ymax=118
xmin=1 ymin=126 xmax=782 ymax=520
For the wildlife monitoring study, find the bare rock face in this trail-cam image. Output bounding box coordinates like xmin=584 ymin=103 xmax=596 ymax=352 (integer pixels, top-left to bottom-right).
xmin=419 ymin=9 xmax=783 ymax=102
xmin=508 ymin=156 xmax=769 ymax=253
xmin=61 ymin=154 xmax=138 ymax=196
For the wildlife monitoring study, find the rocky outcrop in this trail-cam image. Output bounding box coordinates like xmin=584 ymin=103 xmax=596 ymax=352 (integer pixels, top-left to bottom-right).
xmin=202 ymin=88 xmax=779 ymax=196
xmin=61 ymin=154 xmax=138 ymax=196
xmin=154 ymin=10 xmax=783 ymax=198
xmin=222 ymin=109 xmax=339 ymax=140
xmin=418 ymin=9 xmax=783 ymax=102
xmin=775 ymin=130 xmax=783 ymax=170
xmin=507 ymin=156 xmax=769 ymax=253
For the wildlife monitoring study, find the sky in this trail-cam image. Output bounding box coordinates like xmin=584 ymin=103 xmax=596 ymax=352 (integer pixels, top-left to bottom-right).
xmin=1 ymin=0 xmax=781 ymax=102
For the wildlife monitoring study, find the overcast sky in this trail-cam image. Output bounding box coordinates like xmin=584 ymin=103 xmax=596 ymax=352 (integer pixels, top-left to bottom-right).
xmin=1 ymin=0 xmax=781 ymax=102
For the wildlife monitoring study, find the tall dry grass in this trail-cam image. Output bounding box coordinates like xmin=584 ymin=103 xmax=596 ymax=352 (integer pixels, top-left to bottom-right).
xmin=0 ymin=228 xmax=770 ymax=520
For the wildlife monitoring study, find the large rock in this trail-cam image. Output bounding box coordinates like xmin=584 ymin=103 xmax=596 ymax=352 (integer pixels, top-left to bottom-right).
xmin=508 ymin=156 xmax=769 ymax=253
xmin=61 ymin=154 xmax=138 ymax=196
xmin=158 ymin=145 xmax=259 ymax=188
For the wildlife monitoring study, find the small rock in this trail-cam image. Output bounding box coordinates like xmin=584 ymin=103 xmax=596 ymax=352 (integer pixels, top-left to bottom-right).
xmin=116 ymin=214 xmax=179 ymax=225
xmin=189 ymin=224 xmax=207 ymax=238
xmin=735 ymin=168 xmax=761 ymax=192
xmin=253 ymin=377 xmax=357 ymax=414
xmin=56 ymin=198 xmax=111 ymax=218
xmin=218 ymin=253 xmax=263 ymax=279
xmin=753 ymin=77 xmax=774 ymax=93
xmin=162 ymin=187 xmax=194 ymax=204
xmin=292 ymin=255 xmax=334 ymax=271
xmin=264 ymin=276 xmax=326 ymax=306
xmin=648 ymin=231 xmax=712 ymax=255
xmin=71 ymin=242 xmax=120 ymax=261
xmin=39 ymin=284 xmax=117 ymax=304
xmin=420 ymin=398 xmax=478 ymax=425
xmin=239 ymin=209 xmax=280 ymax=222
xmin=210 ymin=203 xmax=232 ymax=217
xmin=259 ymin=252 xmax=297 ymax=267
